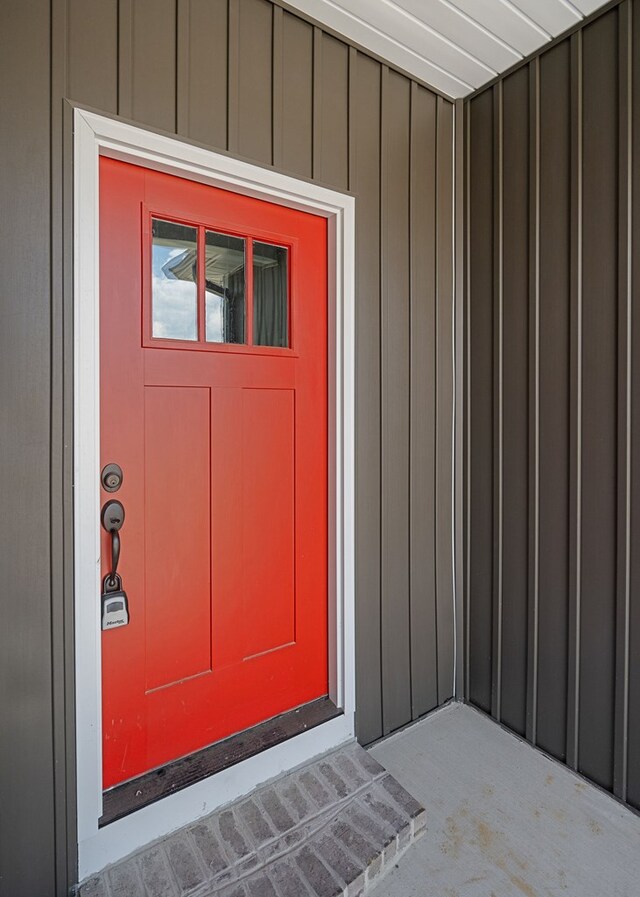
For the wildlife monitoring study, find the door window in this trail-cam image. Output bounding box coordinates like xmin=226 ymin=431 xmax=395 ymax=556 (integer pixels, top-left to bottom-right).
xmin=148 ymin=216 xmax=290 ymax=351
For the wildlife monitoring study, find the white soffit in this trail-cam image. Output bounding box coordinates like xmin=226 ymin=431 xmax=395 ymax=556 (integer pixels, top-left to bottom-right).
xmin=286 ymin=0 xmax=610 ymax=98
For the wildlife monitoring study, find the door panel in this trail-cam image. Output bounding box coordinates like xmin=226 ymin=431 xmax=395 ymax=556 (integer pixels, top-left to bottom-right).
xmin=241 ymin=387 xmax=295 ymax=659
xmin=144 ymin=385 xmax=212 ymax=692
xmin=99 ymin=157 xmax=328 ymax=789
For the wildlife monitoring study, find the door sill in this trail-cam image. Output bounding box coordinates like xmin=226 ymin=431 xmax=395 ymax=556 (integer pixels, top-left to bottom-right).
xmin=100 ymin=697 xmax=342 ymax=827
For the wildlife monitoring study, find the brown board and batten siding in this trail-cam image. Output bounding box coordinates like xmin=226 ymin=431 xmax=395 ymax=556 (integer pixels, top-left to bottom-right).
xmin=0 ymin=0 xmax=455 ymax=893
xmin=465 ymin=0 xmax=640 ymax=811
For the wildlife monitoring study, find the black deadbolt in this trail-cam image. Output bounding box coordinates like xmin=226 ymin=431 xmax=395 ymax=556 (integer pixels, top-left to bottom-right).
xmin=101 ymin=463 xmax=123 ymax=493
xmin=101 ymin=500 xmax=125 ymax=533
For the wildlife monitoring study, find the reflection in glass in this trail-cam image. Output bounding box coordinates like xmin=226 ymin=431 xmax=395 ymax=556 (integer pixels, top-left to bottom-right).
xmin=205 ymin=231 xmax=246 ymax=343
xmin=152 ymin=219 xmax=198 ymax=340
xmin=253 ymin=242 xmax=289 ymax=348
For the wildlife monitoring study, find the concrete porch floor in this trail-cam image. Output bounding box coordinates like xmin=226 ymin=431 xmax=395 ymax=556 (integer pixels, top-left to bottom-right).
xmin=369 ymin=703 xmax=640 ymax=897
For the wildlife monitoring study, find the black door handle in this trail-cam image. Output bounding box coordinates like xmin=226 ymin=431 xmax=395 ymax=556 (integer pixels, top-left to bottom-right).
xmin=101 ymin=500 xmax=125 ymax=588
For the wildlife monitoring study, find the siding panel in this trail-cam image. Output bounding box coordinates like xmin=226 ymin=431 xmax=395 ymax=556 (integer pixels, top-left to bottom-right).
xmin=0 ymin=0 xmax=55 ymax=893
xmin=500 ymin=66 xmax=529 ymax=736
xmin=177 ymin=0 xmax=228 ymax=150
xmin=536 ymin=38 xmax=571 ymax=762
xmin=468 ymin=89 xmax=494 ymax=714
xmin=317 ymin=33 xmax=349 ymax=190
xmin=235 ymin=0 xmax=273 ymax=165
xmin=466 ymin=0 xmax=640 ymax=810
xmin=280 ymin=12 xmax=313 ymax=178
xmin=352 ymin=53 xmax=384 ymax=744
xmin=381 ymin=68 xmax=412 ymax=734
xmin=409 ymin=84 xmax=439 ymax=717
xmin=67 ymin=0 xmax=118 ymax=112
xmin=129 ymin=0 xmax=178 ymax=132
xmin=578 ymin=11 xmax=618 ymax=791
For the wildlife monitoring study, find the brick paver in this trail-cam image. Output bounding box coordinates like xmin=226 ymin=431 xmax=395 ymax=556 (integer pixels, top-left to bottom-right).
xmin=79 ymin=743 xmax=426 ymax=897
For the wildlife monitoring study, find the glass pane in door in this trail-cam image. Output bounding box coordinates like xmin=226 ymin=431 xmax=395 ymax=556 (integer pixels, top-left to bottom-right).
xmin=151 ymin=218 xmax=198 ymax=341
xmin=205 ymin=231 xmax=246 ymax=344
xmin=253 ymin=241 xmax=288 ymax=348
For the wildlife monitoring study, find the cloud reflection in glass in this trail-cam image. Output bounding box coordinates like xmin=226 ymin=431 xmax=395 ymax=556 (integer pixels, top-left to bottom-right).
xmin=151 ymin=219 xmax=198 ymax=341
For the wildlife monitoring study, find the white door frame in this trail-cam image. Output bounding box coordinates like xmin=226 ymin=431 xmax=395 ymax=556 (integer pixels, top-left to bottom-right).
xmin=73 ymin=108 xmax=356 ymax=879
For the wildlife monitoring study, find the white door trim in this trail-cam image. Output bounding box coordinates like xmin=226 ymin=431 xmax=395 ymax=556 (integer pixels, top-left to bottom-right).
xmin=73 ymin=108 xmax=356 ymax=879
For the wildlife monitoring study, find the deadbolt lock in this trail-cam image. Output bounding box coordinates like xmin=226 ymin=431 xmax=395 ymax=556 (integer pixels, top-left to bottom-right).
xmin=101 ymin=462 xmax=123 ymax=493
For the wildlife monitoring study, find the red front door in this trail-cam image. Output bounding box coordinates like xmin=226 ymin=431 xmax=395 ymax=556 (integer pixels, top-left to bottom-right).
xmin=99 ymin=158 xmax=328 ymax=789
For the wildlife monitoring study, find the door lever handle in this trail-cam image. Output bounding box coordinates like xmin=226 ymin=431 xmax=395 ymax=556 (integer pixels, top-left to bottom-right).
xmin=109 ymin=529 xmax=121 ymax=584
xmin=101 ymin=500 xmax=125 ymax=587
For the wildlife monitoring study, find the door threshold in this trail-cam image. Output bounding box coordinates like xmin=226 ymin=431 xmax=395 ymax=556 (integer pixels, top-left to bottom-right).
xmin=100 ymin=697 xmax=342 ymax=827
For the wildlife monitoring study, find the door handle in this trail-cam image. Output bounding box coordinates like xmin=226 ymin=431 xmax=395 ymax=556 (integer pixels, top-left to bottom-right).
xmin=101 ymin=500 xmax=125 ymax=587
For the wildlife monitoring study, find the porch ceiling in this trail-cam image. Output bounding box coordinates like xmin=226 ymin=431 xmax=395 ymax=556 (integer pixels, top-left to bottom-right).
xmin=283 ymin=0 xmax=606 ymax=97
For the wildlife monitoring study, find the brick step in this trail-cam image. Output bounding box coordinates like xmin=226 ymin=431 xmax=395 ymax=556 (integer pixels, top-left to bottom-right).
xmin=79 ymin=743 xmax=426 ymax=897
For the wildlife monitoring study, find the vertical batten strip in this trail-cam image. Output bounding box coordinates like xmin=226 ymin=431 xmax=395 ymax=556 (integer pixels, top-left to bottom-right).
xmin=464 ymin=99 xmax=472 ymax=702
xmin=407 ymin=81 xmax=415 ymax=718
xmin=227 ymin=0 xmax=239 ymax=154
xmin=491 ymin=81 xmax=504 ymax=722
xmin=173 ymin=0 xmax=179 ymax=132
xmin=379 ymin=64 xmax=388 ymax=733
xmin=435 ymin=94 xmax=442 ymax=707
xmin=526 ymin=57 xmax=541 ymax=745
xmin=434 ymin=90 xmax=441 ymax=709
xmin=118 ymin=0 xmax=133 ymax=118
xmin=567 ymin=29 xmax=584 ymax=771
xmin=348 ymin=47 xmax=357 ymax=191
xmin=312 ymin=27 xmax=322 ymax=181
xmin=614 ymin=0 xmax=633 ymax=803
xmin=436 ymin=97 xmax=455 ymax=704
xmin=629 ymin=0 xmax=640 ymax=807
xmin=272 ymin=4 xmax=283 ymax=169
xmin=454 ymin=98 xmax=466 ymax=700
